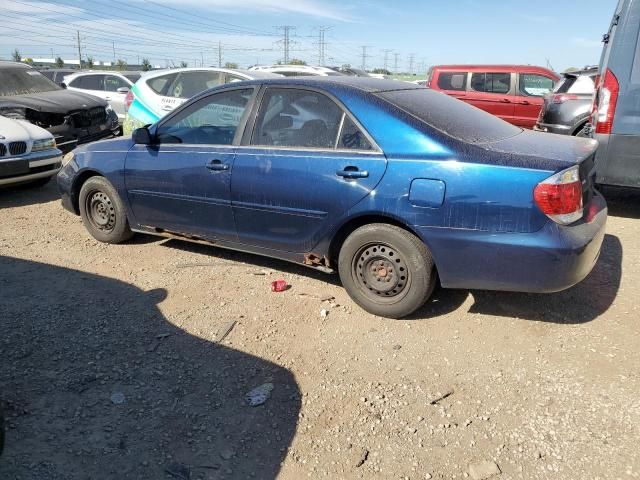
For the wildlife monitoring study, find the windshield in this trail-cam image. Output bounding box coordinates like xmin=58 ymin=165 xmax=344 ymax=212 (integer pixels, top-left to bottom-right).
xmin=0 ymin=68 xmax=61 ymax=96
xmin=379 ymin=88 xmax=522 ymax=144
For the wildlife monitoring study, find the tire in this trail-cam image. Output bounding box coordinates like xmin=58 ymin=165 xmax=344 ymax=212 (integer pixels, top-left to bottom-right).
xmin=338 ymin=223 xmax=436 ymax=319
xmin=79 ymin=176 xmax=133 ymax=244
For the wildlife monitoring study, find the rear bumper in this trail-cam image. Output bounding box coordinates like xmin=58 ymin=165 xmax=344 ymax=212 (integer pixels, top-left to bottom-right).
xmin=415 ymin=193 xmax=608 ymax=293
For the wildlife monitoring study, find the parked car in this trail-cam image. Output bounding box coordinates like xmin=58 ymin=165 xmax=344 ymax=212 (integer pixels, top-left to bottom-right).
xmin=326 ymin=66 xmax=372 ymax=77
xmin=586 ymin=0 xmax=640 ymax=188
xmin=535 ymin=67 xmax=598 ymax=136
xmin=58 ymin=77 xmax=606 ymax=318
xmin=39 ymin=68 xmax=76 ymax=85
xmin=62 ymin=71 xmax=141 ymax=124
xmin=428 ymin=65 xmax=560 ymax=128
xmin=0 ymin=115 xmax=62 ymax=187
xmin=0 ymin=62 xmax=119 ymax=153
xmin=249 ymin=65 xmax=344 ymax=77
xmin=123 ymin=67 xmax=280 ymax=135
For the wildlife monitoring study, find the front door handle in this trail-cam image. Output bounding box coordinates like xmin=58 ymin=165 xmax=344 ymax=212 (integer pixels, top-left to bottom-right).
xmin=206 ymin=159 xmax=230 ymax=171
xmin=500 ymin=98 xmax=511 ymax=103
xmin=336 ymin=167 xmax=369 ymax=179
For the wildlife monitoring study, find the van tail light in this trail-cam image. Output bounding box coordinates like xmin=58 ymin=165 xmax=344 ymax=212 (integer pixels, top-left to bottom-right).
xmin=551 ymin=93 xmax=579 ymax=104
xmin=534 ymin=166 xmax=583 ymax=225
xmin=124 ymin=90 xmax=134 ymax=112
xmin=592 ymin=68 xmax=619 ymax=134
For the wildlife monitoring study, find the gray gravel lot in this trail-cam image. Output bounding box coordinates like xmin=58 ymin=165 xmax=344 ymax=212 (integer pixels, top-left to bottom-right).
xmin=1 ymin=181 xmax=639 ymax=479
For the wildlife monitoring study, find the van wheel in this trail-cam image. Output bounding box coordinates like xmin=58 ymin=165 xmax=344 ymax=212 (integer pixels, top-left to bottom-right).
xmin=338 ymin=224 xmax=436 ymax=319
xmin=79 ymin=176 xmax=133 ymax=244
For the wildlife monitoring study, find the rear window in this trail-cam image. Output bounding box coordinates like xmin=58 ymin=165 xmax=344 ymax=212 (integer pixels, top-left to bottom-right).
xmin=379 ymin=88 xmax=522 ymax=144
xmin=437 ymin=72 xmax=467 ymax=91
xmin=470 ymin=72 xmax=511 ymax=94
xmin=0 ymin=68 xmax=61 ymax=96
xmin=555 ymin=74 xmax=596 ymax=95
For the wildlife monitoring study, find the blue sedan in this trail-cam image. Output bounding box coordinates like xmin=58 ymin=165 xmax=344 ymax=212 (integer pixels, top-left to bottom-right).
xmin=57 ymin=77 xmax=607 ymax=318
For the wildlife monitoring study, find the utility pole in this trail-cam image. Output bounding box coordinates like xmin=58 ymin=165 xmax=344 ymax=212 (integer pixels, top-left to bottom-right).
xmin=317 ymin=26 xmax=330 ymax=66
xmin=200 ymin=51 xmax=204 ymax=67
xmin=382 ymin=49 xmax=392 ymax=72
xmin=76 ymin=30 xmax=82 ymax=69
xmin=408 ymin=53 xmax=415 ymax=74
xmin=393 ymin=52 xmax=400 ymax=73
xmin=276 ymin=26 xmax=295 ymax=64
xmin=360 ymin=46 xmax=370 ymax=71
xmin=218 ymin=41 xmax=222 ymax=67
xmin=112 ymin=41 xmax=116 ymax=65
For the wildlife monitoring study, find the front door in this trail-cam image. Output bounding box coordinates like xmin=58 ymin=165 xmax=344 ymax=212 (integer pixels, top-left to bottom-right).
xmin=231 ymin=87 xmax=387 ymax=253
xmin=125 ymin=87 xmax=256 ymax=242
xmin=513 ymin=73 xmax=556 ymax=128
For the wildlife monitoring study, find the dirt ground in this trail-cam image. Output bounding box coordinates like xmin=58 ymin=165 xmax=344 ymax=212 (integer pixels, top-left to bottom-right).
xmin=1 ymin=181 xmax=639 ymax=480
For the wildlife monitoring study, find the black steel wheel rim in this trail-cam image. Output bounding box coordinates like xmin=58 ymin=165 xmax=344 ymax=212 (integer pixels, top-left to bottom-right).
xmin=86 ymin=190 xmax=116 ymax=233
xmin=352 ymin=242 xmax=411 ymax=304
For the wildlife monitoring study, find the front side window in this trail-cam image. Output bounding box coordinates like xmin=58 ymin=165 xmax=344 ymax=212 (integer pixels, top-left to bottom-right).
xmin=470 ymin=72 xmax=511 ymax=94
xmin=519 ymin=74 xmax=555 ymax=97
xmin=105 ymin=75 xmax=130 ymax=92
xmin=74 ymin=74 xmax=105 ymax=91
xmin=437 ymin=72 xmax=467 ymax=91
xmin=156 ymin=88 xmax=253 ymax=145
xmin=169 ymin=71 xmax=223 ymax=99
xmin=252 ymin=88 xmax=344 ymax=149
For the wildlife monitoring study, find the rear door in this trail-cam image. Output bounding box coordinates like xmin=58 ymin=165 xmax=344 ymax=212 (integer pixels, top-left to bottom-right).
xmin=231 ymin=86 xmax=387 ymax=253
xmin=513 ymin=72 xmax=556 ymax=128
xmin=465 ymin=71 xmax=516 ymax=123
xmin=432 ymin=70 xmax=468 ymax=100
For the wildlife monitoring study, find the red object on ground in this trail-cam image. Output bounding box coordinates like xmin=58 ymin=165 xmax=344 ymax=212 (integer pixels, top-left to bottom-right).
xmin=271 ymin=279 xmax=288 ymax=292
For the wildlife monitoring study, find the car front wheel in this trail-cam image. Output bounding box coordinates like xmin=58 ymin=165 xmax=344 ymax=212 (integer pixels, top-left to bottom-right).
xmin=338 ymin=223 xmax=436 ymax=319
xmin=79 ymin=176 xmax=133 ymax=244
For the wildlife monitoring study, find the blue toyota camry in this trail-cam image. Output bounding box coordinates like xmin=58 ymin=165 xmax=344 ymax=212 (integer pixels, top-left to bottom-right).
xmin=57 ymin=77 xmax=607 ymax=318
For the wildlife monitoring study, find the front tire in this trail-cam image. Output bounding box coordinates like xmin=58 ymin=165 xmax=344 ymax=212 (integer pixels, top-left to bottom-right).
xmin=338 ymin=224 xmax=436 ymax=319
xmin=79 ymin=176 xmax=133 ymax=244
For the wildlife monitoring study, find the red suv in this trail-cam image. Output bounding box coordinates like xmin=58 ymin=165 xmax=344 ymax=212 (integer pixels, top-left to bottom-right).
xmin=427 ymin=65 xmax=559 ymax=128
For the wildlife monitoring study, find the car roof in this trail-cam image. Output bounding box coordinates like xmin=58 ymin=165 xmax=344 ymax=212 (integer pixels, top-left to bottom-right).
xmin=219 ymin=76 xmax=418 ymax=93
xmin=0 ymin=61 xmax=32 ymax=69
xmin=432 ymin=64 xmax=558 ymax=75
xmin=139 ymin=67 xmax=280 ymax=79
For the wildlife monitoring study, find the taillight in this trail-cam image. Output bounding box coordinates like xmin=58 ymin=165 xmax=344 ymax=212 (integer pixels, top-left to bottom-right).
xmin=124 ymin=90 xmax=134 ymax=111
xmin=534 ymin=166 xmax=583 ymax=225
xmin=593 ymin=68 xmax=619 ymax=134
xmin=551 ymin=93 xmax=579 ymax=104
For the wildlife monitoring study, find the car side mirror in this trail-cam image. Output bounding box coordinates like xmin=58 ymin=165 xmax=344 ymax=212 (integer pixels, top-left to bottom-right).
xmin=117 ymin=87 xmax=130 ymax=94
xmin=132 ymin=127 xmax=153 ymax=145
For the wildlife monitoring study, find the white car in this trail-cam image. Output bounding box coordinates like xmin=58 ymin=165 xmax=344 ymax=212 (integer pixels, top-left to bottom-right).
xmin=123 ymin=67 xmax=280 ymax=135
xmin=249 ymin=64 xmax=344 ymax=77
xmin=0 ymin=115 xmax=62 ymax=188
xmin=62 ymin=71 xmax=141 ymax=124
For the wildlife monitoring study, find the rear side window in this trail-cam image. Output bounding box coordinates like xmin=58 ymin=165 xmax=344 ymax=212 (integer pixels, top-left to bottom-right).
xmin=252 ymin=88 xmax=344 ymax=149
xmin=519 ymin=74 xmax=555 ymax=97
xmin=437 ymin=72 xmax=467 ymax=91
xmin=169 ymin=71 xmax=223 ymax=99
xmin=555 ymin=74 xmax=595 ymax=95
xmin=71 ymin=74 xmax=104 ymax=90
xmin=470 ymin=72 xmax=511 ymax=94
xmin=147 ymin=73 xmax=178 ymax=95
xmin=337 ymin=116 xmax=372 ymax=150
xmin=379 ymin=88 xmax=522 ymax=144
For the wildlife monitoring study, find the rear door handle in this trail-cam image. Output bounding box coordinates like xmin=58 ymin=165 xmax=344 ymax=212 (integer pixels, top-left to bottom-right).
xmin=336 ymin=168 xmax=369 ymax=179
xmin=500 ymin=98 xmax=511 ymax=103
xmin=206 ymin=159 xmax=230 ymax=171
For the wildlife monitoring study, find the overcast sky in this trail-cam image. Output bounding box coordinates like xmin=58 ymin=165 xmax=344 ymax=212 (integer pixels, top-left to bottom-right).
xmin=0 ymin=0 xmax=618 ymax=73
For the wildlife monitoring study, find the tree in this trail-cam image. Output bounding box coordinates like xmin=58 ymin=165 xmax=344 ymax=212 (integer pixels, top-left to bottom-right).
xmin=224 ymin=62 xmax=238 ymax=69
xmin=141 ymin=58 xmax=152 ymax=71
xmin=289 ymin=58 xmax=306 ymax=65
xmin=372 ymin=68 xmax=391 ymax=75
xmin=179 ymin=61 xmax=188 ymax=68
xmin=12 ymin=49 xmax=21 ymax=62
xmin=24 ymin=57 xmax=33 ymax=65
xmin=116 ymin=59 xmax=127 ymax=71
xmin=86 ymin=56 xmax=94 ymax=68
xmin=55 ymin=56 xmax=64 ymax=68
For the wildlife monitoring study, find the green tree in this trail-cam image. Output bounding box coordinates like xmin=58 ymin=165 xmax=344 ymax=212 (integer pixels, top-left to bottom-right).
xmin=224 ymin=62 xmax=238 ymax=69
xmin=116 ymin=59 xmax=127 ymax=71
xmin=85 ymin=56 xmax=94 ymax=68
xmin=55 ymin=56 xmax=64 ymax=68
xmin=179 ymin=61 xmax=188 ymax=68
xmin=24 ymin=57 xmax=33 ymax=65
xmin=12 ymin=49 xmax=21 ymax=62
xmin=289 ymin=58 xmax=306 ymax=65
xmin=372 ymin=68 xmax=391 ymax=75
xmin=141 ymin=58 xmax=152 ymax=71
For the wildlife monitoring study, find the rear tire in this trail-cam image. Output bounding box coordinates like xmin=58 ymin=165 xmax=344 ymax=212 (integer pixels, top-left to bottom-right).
xmin=79 ymin=176 xmax=133 ymax=244
xmin=338 ymin=223 xmax=436 ymax=319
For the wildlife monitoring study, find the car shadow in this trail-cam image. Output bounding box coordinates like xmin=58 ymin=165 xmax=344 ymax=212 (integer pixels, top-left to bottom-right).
xmin=0 ymin=179 xmax=60 ymax=208
xmin=0 ymin=256 xmax=301 ymax=479
xmin=600 ymin=186 xmax=640 ymax=219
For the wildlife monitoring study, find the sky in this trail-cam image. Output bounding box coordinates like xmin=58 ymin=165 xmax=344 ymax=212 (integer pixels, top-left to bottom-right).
xmin=0 ymin=0 xmax=619 ymax=73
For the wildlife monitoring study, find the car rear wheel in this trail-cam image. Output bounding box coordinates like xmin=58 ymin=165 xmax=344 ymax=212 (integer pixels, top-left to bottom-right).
xmin=338 ymin=223 xmax=436 ymax=319
xmin=79 ymin=176 xmax=133 ymax=244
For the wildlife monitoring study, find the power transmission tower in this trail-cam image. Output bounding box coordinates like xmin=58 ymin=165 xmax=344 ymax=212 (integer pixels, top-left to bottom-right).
xmin=218 ymin=41 xmax=222 ymax=67
xmin=408 ymin=53 xmax=415 ymax=74
xmin=316 ymin=26 xmax=331 ymax=65
xmin=276 ymin=26 xmax=296 ymax=64
xmin=76 ymin=30 xmax=82 ymax=69
xmin=382 ymin=49 xmax=392 ymax=72
xmin=394 ymin=52 xmax=400 ymax=73
xmin=360 ymin=46 xmax=370 ymax=71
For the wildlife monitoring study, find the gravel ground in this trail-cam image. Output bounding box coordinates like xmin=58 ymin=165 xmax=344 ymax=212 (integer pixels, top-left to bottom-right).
xmin=1 ymin=181 xmax=639 ymax=480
